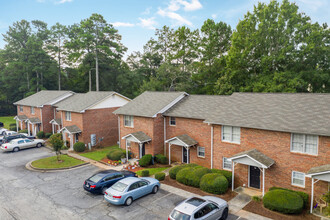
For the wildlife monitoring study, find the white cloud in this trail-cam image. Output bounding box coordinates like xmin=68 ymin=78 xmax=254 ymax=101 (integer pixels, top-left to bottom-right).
xmin=55 ymin=0 xmax=73 ymax=4
xmin=157 ymin=8 xmax=192 ymax=26
xmin=142 ymin=7 xmax=152 ymax=15
xmin=111 ymin=22 xmax=135 ymax=27
xmin=168 ymin=0 xmax=181 ymax=11
xmin=138 ymin=17 xmax=157 ymax=30
xmin=211 ymin=14 xmax=217 ymax=19
xmin=167 ymin=0 xmax=202 ymax=12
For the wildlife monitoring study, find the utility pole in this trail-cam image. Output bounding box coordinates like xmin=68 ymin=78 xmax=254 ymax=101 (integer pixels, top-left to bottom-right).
xmin=89 ymin=69 xmax=92 ymax=92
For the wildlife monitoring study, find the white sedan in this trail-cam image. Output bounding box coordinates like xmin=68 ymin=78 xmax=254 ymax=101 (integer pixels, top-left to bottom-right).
xmin=1 ymin=138 xmax=45 ymax=152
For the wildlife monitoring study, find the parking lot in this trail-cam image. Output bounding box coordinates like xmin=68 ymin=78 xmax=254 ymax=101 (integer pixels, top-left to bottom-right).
xmin=0 ymin=147 xmax=186 ymax=220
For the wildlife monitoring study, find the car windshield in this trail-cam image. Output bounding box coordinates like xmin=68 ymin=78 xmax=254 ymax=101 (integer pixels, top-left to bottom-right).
xmin=171 ymin=210 xmax=191 ymax=220
xmin=111 ymin=182 xmax=128 ymax=192
xmin=88 ymin=174 xmax=103 ymax=183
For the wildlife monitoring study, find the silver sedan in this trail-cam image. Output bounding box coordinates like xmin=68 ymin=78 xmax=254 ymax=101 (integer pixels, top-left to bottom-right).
xmin=0 ymin=138 xmax=45 ymax=152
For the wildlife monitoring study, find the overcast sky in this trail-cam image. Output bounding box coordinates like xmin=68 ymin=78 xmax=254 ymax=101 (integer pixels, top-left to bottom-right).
xmin=0 ymin=0 xmax=329 ymax=57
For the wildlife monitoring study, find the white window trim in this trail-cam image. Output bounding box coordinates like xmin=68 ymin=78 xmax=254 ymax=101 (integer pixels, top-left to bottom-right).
xmin=197 ymin=146 xmax=205 ymax=158
xmin=291 ymin=171 xmax=305 ymax=188
xmin=65 ymin=111 xmax=71 ymax=121
xmin=19 ymin=106 xmax=23 ymax=112
xmin=31 ymin=107 xmax=35 ymax=114
xmin=124 ymin=115 xmax=134 ymax=128
xmin=223 ymin=157 xmax=232 ymax=171
xmin=290 ymin=133 xmax=318 ymax=156
xmin=169 ymin=117 xmax=176 ymax=126
xmin=221 ymin=125 xmax=240 ymax=144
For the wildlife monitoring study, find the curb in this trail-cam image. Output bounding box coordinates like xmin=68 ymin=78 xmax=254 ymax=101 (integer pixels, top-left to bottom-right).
xmin=26 ymin=159 xmax=90 ymax=172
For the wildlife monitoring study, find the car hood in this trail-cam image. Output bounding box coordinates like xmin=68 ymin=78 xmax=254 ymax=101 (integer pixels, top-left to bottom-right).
xmin=202 ymin=196 xmax=228 ymax=207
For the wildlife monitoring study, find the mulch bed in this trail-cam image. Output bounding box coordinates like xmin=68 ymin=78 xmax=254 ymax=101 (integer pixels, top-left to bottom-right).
xmin=243 ymin=200 xmax=320 ymax=220
xmin=161 ymin=175 xmax=237 ymax=202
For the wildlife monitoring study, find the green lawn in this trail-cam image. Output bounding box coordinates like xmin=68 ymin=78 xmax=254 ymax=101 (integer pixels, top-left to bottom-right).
xmin=31 ymin=155 xmax=85 ymax=169
xmin=79 ymin=145 xmax=120 ymax=161
xmin=0 ymin=116 xmax=16 ymax=129
xmin=136 ymin=167 xmax=169 ymax=176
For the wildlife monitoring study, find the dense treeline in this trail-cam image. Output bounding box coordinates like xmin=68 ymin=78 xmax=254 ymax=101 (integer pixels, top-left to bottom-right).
xmin=0 ymin=0 xmax=329 ymax=115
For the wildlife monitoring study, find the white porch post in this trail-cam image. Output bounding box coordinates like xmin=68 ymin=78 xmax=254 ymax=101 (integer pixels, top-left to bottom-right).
xmin=211 ymin=125 xmax=213 ymax=169
xmin=169 ymin=143 xmax=171 ymax=165
xmin=125 ymin=139 xmax=128 ymax=162
xmin=232 ymin=162 xmax=235 ymax=191
xmin=262 ymin=168 xmax=265 ymax=197
xmin=139 ymin=143 xmax=142 ymax=159
xmin=27 ymin=122 xmax=30 ymax=135
xmin=63 ymin=132 xmax=66 ymax=146
xmin=16 ymin=120 xmax=19 ymax=132
xmin=310 ymin=178 xmax=314 ymax=213
xmin=20 ymin=121 xmax=23 ymax=130
xmin=187 ymin=147 xmax=189 ymax=164
xmin=52 ymin=123 xmax=55 ymax=134
xmin=70 ymin=134 xmax=74 ymax=150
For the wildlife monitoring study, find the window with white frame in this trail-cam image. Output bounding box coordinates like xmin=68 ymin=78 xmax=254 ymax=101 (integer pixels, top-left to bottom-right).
xmin=291 ymin=133 xmax=318 ymax=155
xmin=169 ymin=117 xmax=176 ymax=126
xmin=292 ymin=171 xmax=305 ymax=187
xmin=124 ymin=115 xmax=134 ymax=127
xmin=222 ymin=126 xmax=240 ymax=143
xmin=197 ymin=146 xmax=205 ymax=158
xmin=223 ymin=157 xmax=232 ymax=170
xmin=65 ymin=111 xmax=71 ymax=121
xmin=30 ymin=106 xmax=35 ymax=114
xmin=19 ymin=106 xmax=23 ymax=112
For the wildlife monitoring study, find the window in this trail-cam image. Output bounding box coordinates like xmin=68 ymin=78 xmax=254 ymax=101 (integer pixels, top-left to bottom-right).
xmin=222 ymin=126 xmax=240 ymax=143
xmin=128 ymin=182 xmax=139 ymax=191
xmin=197 ymin=146 xmax=205 ymax=158
xmin=31 ymin=107 xmax=35 ymax=114
xmin=194 ymin=203 xmax=218 ymax=219
xmin=223 ymin=157 xmax=232 ymax=170
xmin=124 ymin=115 xmax=133 ymax=127
xmin=292 ymin=171 xmax=305 ymax=187
xmin=291 ymin=133 xmax=318 ymax=155
xmin=65 ymin=111 xmax=71 ymax=121
xmin=19 ymin=106 xmax=23 ymax=112
xmin=18 ymin=140 xmax=24 ymax=144
xmin=170 ymin=117 xmax=176 ymax=126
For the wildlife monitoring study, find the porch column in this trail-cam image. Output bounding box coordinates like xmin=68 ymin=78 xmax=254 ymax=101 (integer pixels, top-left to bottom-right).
xmin=52 ymin=123 xmax=55 ymax=134
xmin=70 ymin=134 xmax=74 ymax=150
xmin=27 ymin=123 xmax=30 ymax=135
xmin=187 ymin=147 xmax=190 ymax=164
xmin=232 ymin=162 xmax=235 ymax=191
xmin=63 ymin=132 xmax=66 ymax=146
xmin=20 ymin=121 xmax=23 ymax=130
xmin=16 ymin=120 xmax=19 ymax=132
xmin=310 ymin=178 xmax=314 ymax=213
xmin=168 ymin=143 xmax=171 ymax=165
xmin=262 ymin=168 xmax=265 ymax=197
xmin=126 ymin=140 xmax=128 ymax=162
xmin=139 ymin=143 xmax=142 ymax=159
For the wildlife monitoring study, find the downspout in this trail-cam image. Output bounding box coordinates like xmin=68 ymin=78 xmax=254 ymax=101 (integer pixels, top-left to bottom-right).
xmin=40 ymin=108 xmax=43 ymax=131
xmin=118 ymin=116 xmax=120 ymax=148
xmin=211 ymin=124 xmax=214 ymax=169
xmin=164 ymin=116 xmax=166 ymax=156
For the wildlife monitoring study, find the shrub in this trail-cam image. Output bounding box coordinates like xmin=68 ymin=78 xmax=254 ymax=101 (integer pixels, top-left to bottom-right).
xmin=155 ymin=154 xmax=168 ymax=164
xmin=141 ymin=170 xmax=149 ymax=177
xmin=211 ymin=169 xmax=232 ymax=187
xmin=186 ymin=167 xmax=211 ymax=187
xmin=48 ymin=133 xmax=64 ymax=161
xmin=155 ymin=172 xmax=165 ymax=181
xmin=200 ymin=173 xmax=228 ymax=194
xmin=45 ymin=133 xmax=52 ymax=138
xmin=252 ymin=196 xmax=262 ymax=202
xmin=37 ymin=131 xmax=45 ymax=139
xmin=269 ymin=187 xmax=309 ymax=209
xmin=9 ymin=123 xmax=17 ymax=131
xmin=73 ymin=142 xmax=86 ymax=152
xmin=61 ymin=145 xmax=68 ymax=150
xmin=139 ymin=154 xmax=153 ymax=167
xmin=19 ymin=129 xmax=28 ymax=134
xmin=107 ymin=150 xmax=124 ymax=161
xmin=176 ymin=168 xmax=194 ymax=185
xmin=169 ymin=163 xmax=199 ymax=179
xmin=263 ymin=189 xmax=303 ymax=214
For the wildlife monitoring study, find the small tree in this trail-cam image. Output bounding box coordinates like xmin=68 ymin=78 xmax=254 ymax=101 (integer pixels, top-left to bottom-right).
xmin=49 ymin=133 xmax=64 ymax=162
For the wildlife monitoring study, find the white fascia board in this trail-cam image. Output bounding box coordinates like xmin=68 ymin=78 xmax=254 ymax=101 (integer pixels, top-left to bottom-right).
xmin=86 ymin=93 xmax=131 ymax=111
xmin=165 ymin=136 xmax=189 ymax=147
xmin=306 ymin=170 xmax=330 ymax=178
xmin=46 ymin=92 xmax=74 ymax=106
xmin=153 ymin=93 xmax=188 ymax=118
xmin=121 ymin=134 xmax=141 ymax=143
xmin=229 ymin=154 xmax=268 ymax=168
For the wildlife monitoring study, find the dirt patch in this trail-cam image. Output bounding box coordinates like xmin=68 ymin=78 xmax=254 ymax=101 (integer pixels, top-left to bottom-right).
xmin=161 ymin=175 xmax=237 ymax=202
xmin=243 ymin=200 xmax=320 ymax=220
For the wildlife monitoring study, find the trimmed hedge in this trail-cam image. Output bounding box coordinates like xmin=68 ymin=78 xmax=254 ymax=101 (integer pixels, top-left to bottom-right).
xmin=107 ymin=149 xmax=124 ymax=161
xmin=73 ymin=142 xmax=86 ymax=152
xmin=263 ymin=189 xmax=303 ymax=214
xmin=186 ymin=167 xmax=212 ymax=187
xmin=37 ymin=131 xmax=45 ymax=139
xmin=139 ymin=154 xmax=152 ymax=167
xmin=19 ymin=129 xmax=28 ymax=133
xmin=155 ymin=154 xmax=168 ymax=164
xmin=200 ymin=173 xmax=228 ymax=194
xmin=45 ymin=133 xmax=52 ymax=138
xmin=211 ymin=169 xmax=232 ymax=187
xmin=141 ymin=170 xmax=149 ymax=177
xmin=169 ymin=163 xmax=199 ymax=179
xmin=155 ymin=172 xmax=165 ymax=181
xmin=176 ymin=168 xmax=194 ymax=185
xmin=269 ymin=187 xmax=309 ymax=209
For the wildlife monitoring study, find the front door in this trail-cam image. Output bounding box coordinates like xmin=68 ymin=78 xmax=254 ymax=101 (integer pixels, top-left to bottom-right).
xmin=141 ymin=143 xmax=145 ymax=157
xmin=249 ymin=166 xmax=261 ymax=189
xmin=182 ymin=147 xmax=188 ymax=163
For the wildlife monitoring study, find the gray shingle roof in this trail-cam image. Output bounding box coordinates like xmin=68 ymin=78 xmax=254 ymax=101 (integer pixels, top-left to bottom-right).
xmin=15 ymin=115 xmax=28 ymax=121
xmin=171 ymin=134 xmax=198 ymax=146
xmin=230 ymin=149 xmax=275 ymax=168
xmin=307 ymin=164 xmax=330 ymax=175
xmin=63 ymin=125 xmax=82 ymax=134
xmin=50 ymin=118 xmax=62 ymax=125
xmin=164 ymin=95 xmax=229 ymax=120
xmin=124 ymin=131 xmax=151 ymax=143
xmin=204 ymin=93 xmax=330 ymax=136
xmin=55 ymin=91 xmax=115 ymax=113
xmin=14 ymin=90 xmax=73 ymax=107
xmin=28 ymin=117 xmax=41 ymax=124
xmin=114 ymin=91 xmax=187 ymax=118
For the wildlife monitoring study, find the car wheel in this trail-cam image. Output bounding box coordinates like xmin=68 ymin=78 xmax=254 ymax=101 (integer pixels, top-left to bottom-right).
xmin=125 ymin=197 xmax=133 ymax=206
xmin=220 ymin=208 xmax=228 ymax=220
xmin=13 ymin=147 xmax=19 ymax=152
xmin=101 ymin=187 xmax=107 ymax=195
xmin=1 ymin=131 xmax=5 ymax=135
xmin=152 ymin=186 xmax=159 ymax=194
xmin=36 ymin=143 xmax=42 ymax=148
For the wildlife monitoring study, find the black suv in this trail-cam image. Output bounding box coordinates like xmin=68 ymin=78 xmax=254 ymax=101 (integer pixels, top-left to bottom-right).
xmin=0 ymin=133 xmax=35 ymax=145
xmin=0 ymin=122 xmax=4 ymax=127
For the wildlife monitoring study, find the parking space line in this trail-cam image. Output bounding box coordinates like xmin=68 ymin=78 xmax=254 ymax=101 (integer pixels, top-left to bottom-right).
xmin=151 ymin=191 xmax=173 ymax=204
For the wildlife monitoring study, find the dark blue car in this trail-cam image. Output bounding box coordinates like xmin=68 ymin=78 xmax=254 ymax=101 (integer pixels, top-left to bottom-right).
xmin=83 ymin=169 xmax=137 ymax=194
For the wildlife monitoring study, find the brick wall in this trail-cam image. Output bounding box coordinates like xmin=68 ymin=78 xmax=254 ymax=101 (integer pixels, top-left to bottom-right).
xmin=60 ymin=111 xmax=84 ymax=143
xmin=41 ymin=105 xmax=54 ymax=133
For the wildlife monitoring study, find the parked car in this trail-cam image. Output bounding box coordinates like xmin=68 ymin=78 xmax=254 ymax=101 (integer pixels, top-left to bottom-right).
xmin=0 ymin=138 xmax=45 ymax=152
xmin=104 ymin=177 xmax=160 ymax=206
xmin=169 ymin=196 xmax=229 ymax=220
xmin=0 ymin=127 xmax=8 ymax=135
xmin=0 ymin=122 xmax=4 ymax=127
xmin=83 ymin=170 xmax=137 ymax=194
xmin=0 ymin=133 xmax=34 ymax=146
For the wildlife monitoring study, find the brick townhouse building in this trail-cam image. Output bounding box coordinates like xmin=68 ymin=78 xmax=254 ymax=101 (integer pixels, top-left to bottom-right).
xmin=115 ymin=91 xmax=330 ymax=207
xmin=14 ymin=90 xmax=74 ymax=136
xmin=52 ymin=91 xmax=130 ymax=149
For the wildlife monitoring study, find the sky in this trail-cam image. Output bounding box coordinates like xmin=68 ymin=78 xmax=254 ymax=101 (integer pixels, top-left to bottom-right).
xmin=0 ymin=0 xmax=329 ymax=57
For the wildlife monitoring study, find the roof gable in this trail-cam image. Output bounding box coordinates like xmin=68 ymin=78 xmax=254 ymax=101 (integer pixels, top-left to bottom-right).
xmin=14 ymin=90 xmax=73 ymax=107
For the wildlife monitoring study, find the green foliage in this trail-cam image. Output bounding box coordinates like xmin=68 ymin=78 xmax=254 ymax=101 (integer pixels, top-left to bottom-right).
xmin=186 ymin=167 xmax=212 ymax=188
xmin=155 ymin=172 xmax=166 ymax=181
xmin=269 ymin=187 xmax=309 ymax=209
xmin=252 ymin=196 xmax=262 ymax=202
xmin=200 ymin=173 xmax=228 ymax=194
xmin=154 ymin=154 xmax=168 ymax=164
xmin=37 ymin=131 xmax=45 ymax=139
xmin=211 ymin=169 xmax=232 ymax=187
xmin=61 ymin=145 xmax=69 ymax=150
xmin=19 ymin=129 xmax=28 ymax=134
xmin=176 ymin=168 xmax=194 ymax=185
xmin=48 ymin=133 xmax=64 ymax=161
xmin=169 ymin=163 xmax=199 ymax=179
xmin=263 ymin=189 xmax=303 ymax=214
xmin=141 ymin=170 xmax=149 ymax=177
xmin=45 ymin=133 xmax=52 ymax=138
xmin=322 ymin=191 xmax=330 ymax=203
xmin=73 ymin=142 xmax=85 ymax=152
xmin=9 ymin=123 xmax=17 ymax=131
xmin=139 ymin=154 xmax=152 ymax=167
xmin=106 ymin=149 xmax=124 ymax=161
